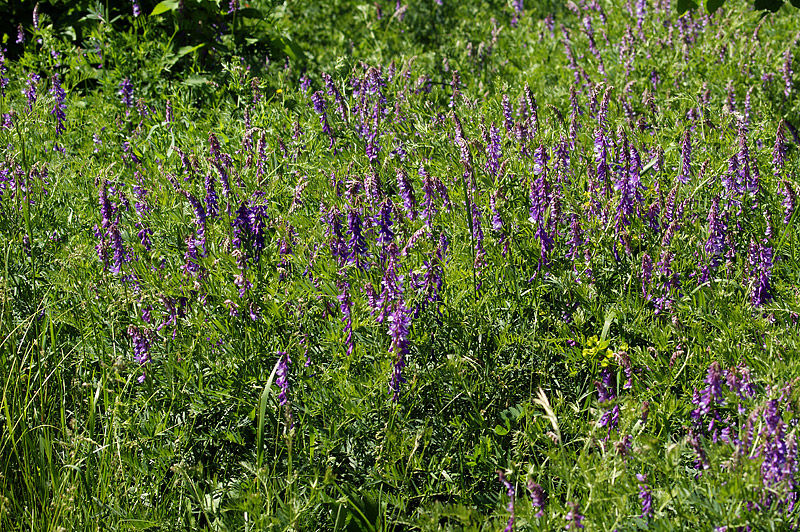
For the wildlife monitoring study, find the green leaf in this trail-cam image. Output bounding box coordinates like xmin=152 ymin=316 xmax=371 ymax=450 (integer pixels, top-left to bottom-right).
xmin=704 ymin=0 xmax=726 ymax=12
xmin=176 ymin=43 xmax=205 ymax=58
xmin=493 ymin=425 xmax=509 ymax=436
xmin=677 ymin=0 xmax=698 ymax=14
xmin=150 ymin=0 xmax=180 ymax=16
xmin=789 ymin=0 xmax=800 ymax=8
xmin=753 ymin=0 xmax=784 ymax=11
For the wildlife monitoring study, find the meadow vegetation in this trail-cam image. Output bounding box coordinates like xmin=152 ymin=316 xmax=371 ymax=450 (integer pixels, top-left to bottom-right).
xmin=1 ymin=0 xmax=800 ymax=530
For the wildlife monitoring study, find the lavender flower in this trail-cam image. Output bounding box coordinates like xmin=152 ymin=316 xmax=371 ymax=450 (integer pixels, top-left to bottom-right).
xmin=783 ymin=48 xmax=794 ymax=99
xmin=781 ymin=180 xmax=796 ymax=225
xmin=128 ymin=325 xmax=150 ymax=383
xmin=388 ymin=299 xmax=410 ymax=401
xmin=275 ymin=351 xmax=291 ymax=405
xmin=346 ymin=208 xmax=367 ymax=268
xmin=497 ymin=471 xmax=515 ymax=532
xmin=33 ymin=3 xmax=40 ymax=30
xmin=678 ymin=129 xmax=692 ymax=184
xmin=311 ymin=91 xmax=334 ymax=148
xmin=396 ymin=168 xmax=416 ymax=220
xmin=338 ymin=280 xmax=354 ymax=356
xmin=118 ymin=78 xmax=134 ymax=114
xmin=636 ymin=474 xmax=653 ymax=519
xmin=376 ymin=198 xmax=395 ymax=247
xmin=749 ymin=240 xmax=773 ymax=307
xmin=132 ymin=0 xmax=141 ymax=17
xmin=705 ymin=196 xmax=726 ymax=266
xmin=23 ymin=73 xmax=40 ymax=112
xmin=450 ymin=70 xmax=461 ymax=108
xmin=527 ymin=480 xmax=545 ymax=518
xmin=486 ymin=123 xmax=502 ymax=178
xmin=564 ymin=501 xmax=584 ymax=530
xmin=502 ymin=95 xmax=514 ymax=132
xmin=16 ymin=24 xmax=24 ymax=44
xmin=50 ymin=74 xmax=66 ymax=136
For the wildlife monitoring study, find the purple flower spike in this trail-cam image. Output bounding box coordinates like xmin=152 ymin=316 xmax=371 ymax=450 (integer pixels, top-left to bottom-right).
xmin=564 ymin=501 xmax=584 ymax=530
xmin=678 ymin=129 xmax=692 ymax=184
xmin=118 ymin=78 xmax=134 ymax=114
xmin=275 ymin=351 xmax=291 ymax=405
xmin=497 ymin=471 xmax=515 ymax=532
xmin=636 ymin=473 xmax=653 ymax=519
xmin=527 ymin=480 xmax=545 ymax=518
xmin=50 ymin=74 xmax=66 ymax=137
xmin=388 ymin=300 xmax=410 ymax=401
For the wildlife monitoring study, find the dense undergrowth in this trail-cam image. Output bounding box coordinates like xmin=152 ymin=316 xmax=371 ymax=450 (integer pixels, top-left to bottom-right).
xmin=1 ymin=0 xmax=800 ymax=530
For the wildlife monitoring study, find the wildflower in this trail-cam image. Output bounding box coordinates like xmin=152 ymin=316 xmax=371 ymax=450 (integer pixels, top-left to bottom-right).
xmin=564 ymin=501 xmax=584 ymax=530
xmin=677 ymin=129 xmax=692 ymax=184
xmin=636 ymin=474 xmax=653 ymax=519
xmin=502 ymin=95 xmax=514 ymax=132
xmin=780 ymin=180 xmax=796 ymax=225
xmin=748 ymin=240 xmax=773 ymax=307
xmin=705 ymin=196 xmax=726 ymax=266
xmin=527 ymin=480 xmax=545 ymax=518
xmin=23 ymin=72 xmax=40 ymax=112
xmin=450 ymin=70 xmax=461 ymax=108
xmin=388 ymin=299 xmax=410 ymax=401
xmin=338 ymin=280 xmax=354 ymax=356
xmin=128 ymin=325 xmax=150 ymax=383
xmin=497 ymin=471 xmax=515 ymax=532
xmin=311 ymin=91 xmax=334 ymax=148
xmin=275 ymin=351 xmax=291 ymax=405
xmin=783 ymin=48 xmax=794 ymax=99
xmin=33 ymin=3 xmax=40 ymax=30
xmin=395 ymin=167 xmax=416 ymax=220
xmin=346 ymin=208 xmax=367 ymax=268
xmin=132 ymin=0 xmax=141 ymax=17
xmin=16 ymin=24 xmax=24 ymax=44
xmin=118 ymin=78 xmax=134 ymax=114
xmin=50 ymin=74 xmax=66 ymax=136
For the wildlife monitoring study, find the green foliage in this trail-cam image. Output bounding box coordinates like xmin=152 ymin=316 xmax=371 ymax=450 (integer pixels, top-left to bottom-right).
xmin=1 ymin=0 xmax=800 ymax=531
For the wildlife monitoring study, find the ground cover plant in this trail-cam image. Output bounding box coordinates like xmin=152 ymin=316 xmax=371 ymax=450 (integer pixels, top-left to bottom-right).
xmin=1 ymin=0 xmax=800 ymax=530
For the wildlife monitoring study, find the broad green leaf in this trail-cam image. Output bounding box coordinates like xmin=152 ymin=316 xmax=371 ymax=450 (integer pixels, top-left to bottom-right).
xmin=150 ymin=0 xmax=180 ymax=16
xmin=677 ymin=0 xmax=698 ymax=13
xmin=176 ymin=43 xmax=205 ymax=58
xmin=705 ymin=0 xmax=726 ymax=12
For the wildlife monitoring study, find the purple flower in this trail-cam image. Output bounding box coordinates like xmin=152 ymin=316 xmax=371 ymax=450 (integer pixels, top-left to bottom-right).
xmin=564 ymin=501 xmax=584 ymax=530
xmin=275 ymin=351 xmax=291 ymax=405
xmin=527 ymin=480 xmax=545 ymax=518
xmin=23 ymin=72 xmax=40 ymax=112
xmin=388 ymin=300 xmax=410 ymax=401
xmin=641 ymin=252 xmax=653 ymax=299
xmin=780 ymin=180 xmax=796 ymax=225
xmin=132 ymin=0 xmax=141 ymax=17
xmin=636 ymin=474 xmax=652 ymax=519
xmin=33 ymin=3 xmax=39 ymax=30
xmin=396 ymin=168 xmax=416 ymax=220
xmin=376 ymin=198 xmax=395 ymax=247
xmin=749 ymin=240 xmax=773 ymax=307
xmin=118 ymin=78 xmax=134 ymax=113
xmin=128 ymin=325 xmax=150 ymax=382
xmin=782 ymin=48 xmax=794 ymax=99
xmin=311 ymin=91 xmax=334 ymax=149
xmin=449 ymin=70 xmax=461 ymax=108
xmin=497 ymin=471 xmax=515 ymax=532
xmin=16 ymin=24 xmax=24 ymax=44
xmin=678 ymin=129 xmax=692 ymax=184
xmin=705 ymin=196 xmax=726 ymax=266
xmin=50 ymin=74 xmax=66 ymax=136
xmin=502 ymin=95 xmax=514 ymax=132
xmin=420 ymin=164 xmax=437 ymax=227
xmin=346 ymin=208 xmax=367 ymax=268
xmin=486 ymin=123 xmax=502 ymax=178
xmin=338 ymin=280 xmax=354 ymax=356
